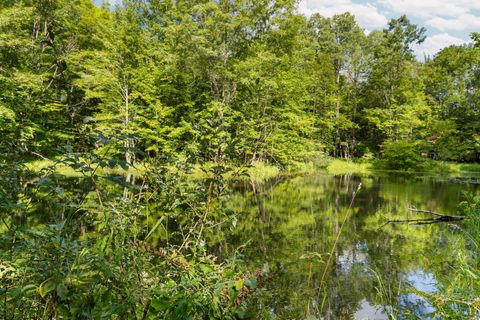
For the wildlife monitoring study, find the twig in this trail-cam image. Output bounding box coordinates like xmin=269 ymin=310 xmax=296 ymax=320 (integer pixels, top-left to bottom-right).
xmin=380 ymin=215 xmax=465 ymax=228
xmin=408 ymin=207 xmax=464 ymax=219
xmin=387 ymin=218 xmax=434 ymax=223
xmin=30 ymin=151 xmax=50 ymax=161
xmin=379 ymin=207 xmax=466 ymax=228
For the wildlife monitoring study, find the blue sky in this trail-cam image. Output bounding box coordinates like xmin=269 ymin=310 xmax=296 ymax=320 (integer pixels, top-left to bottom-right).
xmin=97 ymin=0 xmax=478 ymax=58
xmin=299 ymin=0 xmax=480 ymax=58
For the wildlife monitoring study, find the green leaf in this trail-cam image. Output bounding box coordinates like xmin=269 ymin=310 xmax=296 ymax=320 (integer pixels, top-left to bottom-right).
xmin=11 ymin=287 xmax=23 ymax=299
xmin=151 ymin=299 xmax=168 ymax=311
xmin=56 ymin=283 xmax=69 ymax=300
xmin=107 ymin=159 xmax=116 ymax=168
xmin=244 ymin=278 xmax=257 ymax=290
xmin=228 ymin=286 xmax=237 ymax=302
xmin=199 ymin=264 xmax=214 ymax=274
xmin=224 ymin=269 xmax=235 ymax=277
xmin=235 ymin=307 xmax=247 ymax=319
xmin=38 ymin=278 xmax=56 ymax=298
xmin=145 ymin=216 xmax=165 ymax=240
xmin=22 ymin=284 xmax=37 ymax=295
xmin=234 ymin=279 xmax=244 ymax=291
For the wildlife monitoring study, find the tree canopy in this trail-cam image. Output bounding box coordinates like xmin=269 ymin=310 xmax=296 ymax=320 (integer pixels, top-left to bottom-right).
xmin=1 ymin=0 xmax=478 ymax=167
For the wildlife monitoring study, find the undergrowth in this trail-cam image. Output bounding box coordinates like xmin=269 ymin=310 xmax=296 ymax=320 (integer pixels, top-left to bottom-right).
xmin=0 ymin=135 xmax=264 ymax=319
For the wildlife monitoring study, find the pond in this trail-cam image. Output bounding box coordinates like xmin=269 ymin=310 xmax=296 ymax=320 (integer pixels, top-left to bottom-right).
xmin=219 ymin=173 xmax=480 ymax=319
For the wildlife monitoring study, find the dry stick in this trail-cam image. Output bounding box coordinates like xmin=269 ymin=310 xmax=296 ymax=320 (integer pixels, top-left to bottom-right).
xmin=178 ymin=202 xmax=202 ymax=251
xmin=317 ymin=183 xmax=362 ymax=314
xmin=141 ymin=300 xmax=151 ymax=320
xmin=379 ymin=208 xmax=465 ymax=228
xmin=180 ymin=152 xmax=262 ymax=251
xmin=188 ymin=156 xmax=254 ymax=250
xmin=409 ymin=207 xmax=445 ymax=217
xmin=195 ymin=181 xmax=214 ymax=247
xmin=408 ymin=207 xmax=464 ymax=219
xmin=30 ymin=151 xmax=50 ymax=161
xmin=386 ymin=218 xmax=435 ymax=223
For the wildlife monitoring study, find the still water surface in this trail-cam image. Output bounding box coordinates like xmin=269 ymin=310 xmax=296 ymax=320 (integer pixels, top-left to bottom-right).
xmin=223 ymin=173 xmax=479 ymax=319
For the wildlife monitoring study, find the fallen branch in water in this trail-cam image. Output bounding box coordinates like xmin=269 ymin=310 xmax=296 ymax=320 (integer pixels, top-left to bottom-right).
xmin=408 ymin=207 xmax=464 ymax=219
xmin=380 ymin=207 xmax=465 ymax=228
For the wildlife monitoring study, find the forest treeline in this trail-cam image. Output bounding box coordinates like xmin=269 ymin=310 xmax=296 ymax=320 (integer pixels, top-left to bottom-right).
xmin=1 ymin=0 xmax=479 ymax=171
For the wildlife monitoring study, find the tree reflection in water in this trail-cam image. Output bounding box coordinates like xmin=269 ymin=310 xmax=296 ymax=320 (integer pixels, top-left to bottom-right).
xmin=220 ymin=173 xmax=479 ymax=319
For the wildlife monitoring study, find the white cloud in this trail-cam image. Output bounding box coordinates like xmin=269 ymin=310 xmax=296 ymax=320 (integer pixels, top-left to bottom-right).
xmin=426 ymin=14 xmax=480 ymax=31
xmin=298 ymin=0 xmax=477 ymax=58
xmin=378 ymin=0 xmax=480 ymax=19
xmin=104 ymin=0 xmax=121 ymax=5
xmin=413 ymin=33 xmax=467 ymax=58
xmin=298 ymin=0 xmax=388 ymax=29
xmin=94 ymin=0 xmax=121 ymax=5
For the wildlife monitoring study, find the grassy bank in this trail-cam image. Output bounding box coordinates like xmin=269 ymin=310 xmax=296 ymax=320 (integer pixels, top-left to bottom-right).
xmin=437 ymin=161 xmax=480 ymax=175
xmin=25 ymin=156 xmax=480 ymax=184
xmin=245 ymin=158 xmax=480 ymax=181
xmin=317 ymin=158 xmax=480 ymax=177
xmin=322 ymin=159 xmax=373 ymax=175
xmin=379 ymin=159 xmax=480 ymax=177
xmin=24 ymin=158 xmax=146 ymax=178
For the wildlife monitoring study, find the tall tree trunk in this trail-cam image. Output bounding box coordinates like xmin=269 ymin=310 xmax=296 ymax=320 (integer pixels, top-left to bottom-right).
xmin=334 ymin=72 xmax=341 ymax=158
xmin=350 ymin=78 xmax=358 ymax=158
xmin=123 ymin=83 xmax=134 ymax=198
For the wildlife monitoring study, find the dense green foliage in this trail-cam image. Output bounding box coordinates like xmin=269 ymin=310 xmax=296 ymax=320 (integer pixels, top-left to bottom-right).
xmin=0 ymin=0 xmax=478 ymax=168
xmin=0 ymin=135 xmax=261 ymax=319
xmin=0 ymin=0 xmax=479 ymax=319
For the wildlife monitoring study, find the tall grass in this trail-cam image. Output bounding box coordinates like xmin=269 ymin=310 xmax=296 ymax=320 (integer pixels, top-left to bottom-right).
xmin=325 ymin=159 xmax=373 ymax=175
xmin=247 ymin=161 xmax=281 ymax=182
xmin=25 ymin=158 xmax=146 ymax=177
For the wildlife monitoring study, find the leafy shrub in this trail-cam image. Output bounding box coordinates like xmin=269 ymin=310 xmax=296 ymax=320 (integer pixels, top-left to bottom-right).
xmin=0 ymin=136 xmax=260 ymax=319
xmin=378 ymin=140 xmax=427 ymax=171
